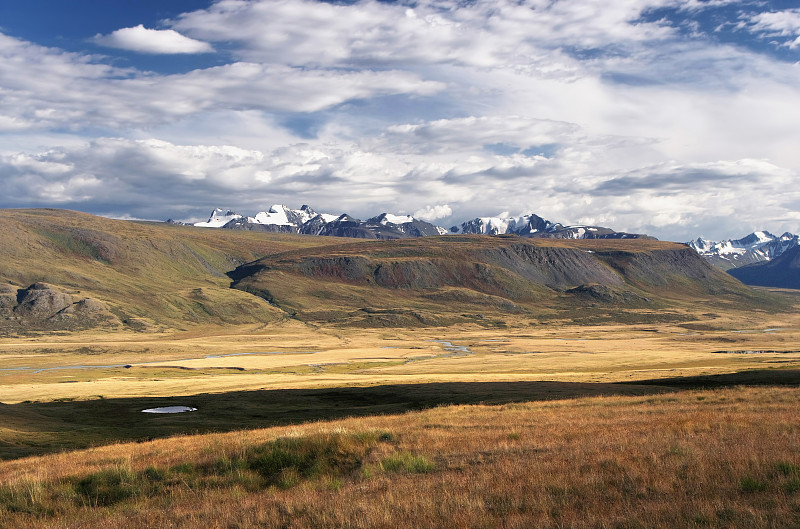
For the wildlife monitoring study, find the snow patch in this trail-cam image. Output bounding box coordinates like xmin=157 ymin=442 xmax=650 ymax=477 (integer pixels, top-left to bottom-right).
xmin=194 ymin=208 xmax=241 ymax=228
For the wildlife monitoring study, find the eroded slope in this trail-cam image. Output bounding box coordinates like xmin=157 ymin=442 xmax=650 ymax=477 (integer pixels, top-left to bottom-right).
xmin=230 ymin=235 xmax=768 ymax=326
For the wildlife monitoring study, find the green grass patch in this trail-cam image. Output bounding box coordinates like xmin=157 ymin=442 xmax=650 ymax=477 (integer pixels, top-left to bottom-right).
xmin=775 ymin=462 xmax=799 ymax=477
xmin=740 ymin=476 xmax=768 ymax=493
xmin=0 ymin=430 xmax=397 ymax=516
xmin=380 ymin=451 xmax=435 ymax=474
xmin=74 ymin=465 xmax=150 ymax=507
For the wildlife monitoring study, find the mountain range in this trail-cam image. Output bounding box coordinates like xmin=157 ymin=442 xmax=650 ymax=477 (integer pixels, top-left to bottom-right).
xmin=727 ymin=245 xmax=800 ymax=289
xmin=1 ymin=208 xmax=778 ymax=333
xmin=687 ymin=231 xmax=799 ymax=270
xmin=174 ymin=207 xmax=800 ymax=290
xmin=686 ymin=230 xmax=800 ymax=289
xmin=182 ymin=206 xmax=652 ymax=241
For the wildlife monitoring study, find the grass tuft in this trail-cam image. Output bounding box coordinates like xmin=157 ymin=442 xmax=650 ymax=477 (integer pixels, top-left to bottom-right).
xmin=246 ymin=431 xmax=381 ymax=486
xmin=74 ymin=465 xmax=148 ymax=507
xmin=739 ymin=476 xmax=768 ymax=493
xmin=380 ymin=451 xmax=435 ymax=474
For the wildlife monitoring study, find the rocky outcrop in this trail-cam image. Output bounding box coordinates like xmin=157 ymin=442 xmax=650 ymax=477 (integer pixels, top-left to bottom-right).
xmin=1 ymin=282 xmax=117 ymax=332
xmin=13 ymin=283 xmax=74 ymax=318
xmin=566 ymin=284 xmax=651 ymax=305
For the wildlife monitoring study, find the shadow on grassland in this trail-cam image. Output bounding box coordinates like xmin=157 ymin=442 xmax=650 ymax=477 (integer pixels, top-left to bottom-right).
xmin=0 ymin=381 xmax=670 ymax=461
xmin=625 ymin=368 xmax=800 ymax=388
xmin=2 ymin=371 xmax=798 ymax=461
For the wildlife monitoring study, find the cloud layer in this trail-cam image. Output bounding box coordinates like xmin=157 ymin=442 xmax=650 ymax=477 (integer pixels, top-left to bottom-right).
xmin=2 ymin=0 xmax=800 ymax=241
xmin=94 ymin=25 xmax=214 ymax=54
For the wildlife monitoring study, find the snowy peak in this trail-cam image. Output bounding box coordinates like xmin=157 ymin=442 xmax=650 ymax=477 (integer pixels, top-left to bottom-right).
xmin=189 ymin=205 xmax=446 ymax=239
xmin=687 ymin=231 xmax=799 ymax=270
xmin=452 ymin=215 xmax=513 ymax=235
xmin=187 ymin=206 xmax=650 ymax=241
xmin=246 ymin=204 xmax=318 ymax=227
xmin=451 ymin=213 xmax=649 ymax=240
xmin=194 ymin=208 xmax=242 ymax=228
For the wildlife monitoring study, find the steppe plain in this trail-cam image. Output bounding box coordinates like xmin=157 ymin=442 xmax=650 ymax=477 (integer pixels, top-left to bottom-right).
xmin=1 ymin=209 xmax=799 ymax=528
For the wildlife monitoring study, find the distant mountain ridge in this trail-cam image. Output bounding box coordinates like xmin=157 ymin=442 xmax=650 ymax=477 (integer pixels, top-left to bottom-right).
xmin=186 ymin=206 xmax=652 ymax=241
xmin=727 ymin=245 xmax=800 ymax=289
xmin=687 ymin=231 xmax=799 ymax=270
xmin=450 ymin=212 xmax=652 ymax=240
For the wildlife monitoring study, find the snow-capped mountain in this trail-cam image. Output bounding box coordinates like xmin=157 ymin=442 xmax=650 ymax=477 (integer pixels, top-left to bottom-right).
xmin=188 ymin=207 xmax=653 ymax=241
xmin=450 ymin=213 xmax=651 ymax=240
xmin=219 ymin=205 xmax=320 ymax=233
xmin=728 ymin=244 xmax=800 ymax=288
xmin=687 ymin=231 xmax=799 ymax=270
xmin=193 ymin=205 xmax=447 ymax=240
xmin=193 ymin=208 xmax=242 ymax=228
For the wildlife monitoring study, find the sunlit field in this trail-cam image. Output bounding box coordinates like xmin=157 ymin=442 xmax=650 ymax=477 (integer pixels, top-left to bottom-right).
xmin=2 ymin=306 xmax=799 ymax=405
xmin=2 ymin=386 xmax=799 ymax=528
xmin=2 ymin=210 xmax=800 ymax=527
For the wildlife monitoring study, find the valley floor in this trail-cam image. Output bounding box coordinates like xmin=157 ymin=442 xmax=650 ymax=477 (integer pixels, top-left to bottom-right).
xmin=1 ymin=298 xmax=800 ymax=527
xmin=1 ymin=307 xmax=800 ymax=405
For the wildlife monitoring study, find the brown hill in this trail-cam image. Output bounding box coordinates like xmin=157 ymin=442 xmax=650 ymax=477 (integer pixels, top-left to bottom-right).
xmin=230 ymin=235 xmax=772 ymax=326
xmin=0 ymin=209 xmax=338 ymax=332
xmin=0 ymin=209 xmax=779 ymax=332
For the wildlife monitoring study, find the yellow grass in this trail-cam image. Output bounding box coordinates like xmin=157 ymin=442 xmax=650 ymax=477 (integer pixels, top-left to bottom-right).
xmin=1 ymin=386 xmax=799 ymax=528
xmin=1 ymin=307 xmax=799 ymax=403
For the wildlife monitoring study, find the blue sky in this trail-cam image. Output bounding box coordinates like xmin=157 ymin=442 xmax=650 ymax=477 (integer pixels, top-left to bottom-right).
xmin=1 ymin=0 xmax=800 ymax=240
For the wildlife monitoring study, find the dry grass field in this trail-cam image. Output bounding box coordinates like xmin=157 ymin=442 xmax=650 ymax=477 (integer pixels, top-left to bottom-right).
xmin=1 ymin=386 xmax=799 ymax=528
xmin=2 ymin=306 xmax=799 ymax=405
xmin=2 ymin=210 xmax=800 ymax=527
xmin=1 ymin=304 xmax=799 ymax=461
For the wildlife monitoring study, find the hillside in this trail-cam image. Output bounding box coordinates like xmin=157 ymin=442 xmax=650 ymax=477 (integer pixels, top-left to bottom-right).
xmin=0 ymin=209 xmax=780 ymax=332
xmin=230 ymin=235 xmax=772 ymax=326
xmin=0 ymin=209 xmax=339 ymax=332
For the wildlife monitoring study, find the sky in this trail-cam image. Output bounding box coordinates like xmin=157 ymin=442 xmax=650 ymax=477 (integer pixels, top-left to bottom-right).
xmin=1 ymin=0 xmax=800 ymax=241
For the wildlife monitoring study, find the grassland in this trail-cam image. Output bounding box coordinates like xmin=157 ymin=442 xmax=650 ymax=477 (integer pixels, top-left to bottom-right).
xmin=1 ymin=386 xmax=799 ymax=528
xmin=2 ymin=209 xmax=800 ymax=527
xmin=2 ymin=305 xmax=800 ymax=460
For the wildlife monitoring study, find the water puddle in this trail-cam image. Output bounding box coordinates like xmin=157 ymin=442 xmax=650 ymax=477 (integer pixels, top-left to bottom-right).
xmin=429 ymin=340 xmax=473 ymax=355
xmin=141 ymin=406 xmax=197 ymax=414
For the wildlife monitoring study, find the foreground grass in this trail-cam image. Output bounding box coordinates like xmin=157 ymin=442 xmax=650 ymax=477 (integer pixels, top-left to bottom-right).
xmin=1 ymin=386 xmax=799 ymax=528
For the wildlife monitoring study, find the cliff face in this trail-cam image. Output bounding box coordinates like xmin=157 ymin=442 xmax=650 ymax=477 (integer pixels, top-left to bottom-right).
xmin=229 ymin=237 xmax=758 ymax=325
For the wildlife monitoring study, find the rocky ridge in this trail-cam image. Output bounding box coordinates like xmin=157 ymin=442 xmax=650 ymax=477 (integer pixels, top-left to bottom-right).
xmin=228 ymin=236 xmax=755 ymax=326
xmin=189 ymin=206 xmax=649 ymax=241
xmin=687 ymin=231 xmax=799 ymax=270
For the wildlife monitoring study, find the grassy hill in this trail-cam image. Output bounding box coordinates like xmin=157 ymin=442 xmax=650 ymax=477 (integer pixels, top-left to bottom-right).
xmin=230 ymin=234 xmax=779 ymax=327
xmin=0 ymin=209 xmax=782 ymax=332
xmin=0 ymin=209 xmax=338 ymax=332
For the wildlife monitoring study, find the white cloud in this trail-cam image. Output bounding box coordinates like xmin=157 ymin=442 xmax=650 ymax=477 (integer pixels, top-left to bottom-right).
xmin=0 ymin=32 xmax=442 ymax=131
xmin=2 ymin=0 xmax=800 ymax=242
xmin=742 ymin=9 xmax=800 ymax=47
xmin=173 ymin=0 xmax=681 ymax=71
xmin=414 ymin=204 xmax=453 ymax=221
xmin=2 ymin=130 xmax=797 ymax=241
xmin=94 ymin=24 xmax=214 ymax=54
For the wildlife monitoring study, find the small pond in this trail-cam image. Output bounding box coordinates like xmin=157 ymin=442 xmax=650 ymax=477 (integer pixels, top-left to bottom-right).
xmin=141 ymin=406 xmax=197 ymax=414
